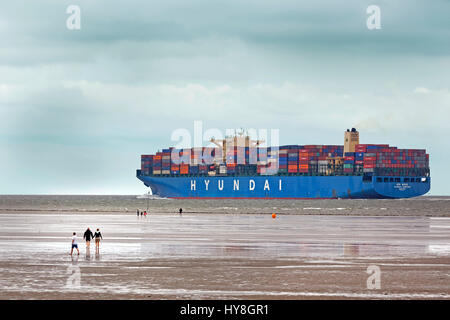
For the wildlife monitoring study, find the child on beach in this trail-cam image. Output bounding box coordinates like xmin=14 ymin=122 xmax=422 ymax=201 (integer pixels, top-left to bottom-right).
xmin=70 ymin=232 xmax=80 ymax=255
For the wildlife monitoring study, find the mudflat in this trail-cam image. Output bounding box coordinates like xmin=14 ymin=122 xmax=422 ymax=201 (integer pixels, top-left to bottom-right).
xmin=0 ymin=212 xmax=449 ymax=299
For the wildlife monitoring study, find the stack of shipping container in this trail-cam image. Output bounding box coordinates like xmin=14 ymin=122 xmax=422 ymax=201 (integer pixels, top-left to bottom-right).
xmin=140 ymin=155 xmax=153 ymax=176
xmin=140 ymin=143 xmax=429 ymax=177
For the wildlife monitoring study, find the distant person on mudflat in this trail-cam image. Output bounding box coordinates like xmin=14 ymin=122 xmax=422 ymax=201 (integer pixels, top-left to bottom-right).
xmin=83 ymin=227 xmax=94 ymax=247
xmin=179 ymin=208 xmax=182 ymax=215
xmin=137 ymin=209 xmax=139 ymax=216
xmin=70 ymin=232 xmax=80 ymax=256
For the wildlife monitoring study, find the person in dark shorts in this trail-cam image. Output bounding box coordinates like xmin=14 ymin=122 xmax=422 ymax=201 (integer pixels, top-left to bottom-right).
xmin=83 ymin=227 xmax=94 ymax=247
xmin=94 ymin=228 xmax=103 ymax=251
xmin=179 ymin=208 xmax=182 ymax=215
xmin=70 ymin=232 xmax=80 ymax=256
xmin=137 ymin=209 xmax=139 ymax=216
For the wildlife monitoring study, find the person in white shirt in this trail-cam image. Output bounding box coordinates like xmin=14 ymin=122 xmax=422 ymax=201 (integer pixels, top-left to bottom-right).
xmin=70 ymin=232 xmax=80 ymax=256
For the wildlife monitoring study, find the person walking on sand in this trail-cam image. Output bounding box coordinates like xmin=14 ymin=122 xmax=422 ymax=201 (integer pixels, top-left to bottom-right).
xmin=70 ymin=232 xmax=80 ymax=256
xmin=144 ymin=210 xmax=147 ymax=217
xmin=83 ymin=227 xmax=94 ymax=248
xmin=136 ymin=209 xmax=140 ymax=216
xmin=179 ymin=208 xmax=182 ymax=215
xmin=94 ymin=228 xmax=103 ymax=251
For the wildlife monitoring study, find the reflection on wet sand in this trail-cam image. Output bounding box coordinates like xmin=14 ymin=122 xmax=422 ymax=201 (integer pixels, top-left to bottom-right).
xmin=85 ymin=246 xmax=91 ymax=261
xmin=70 ymin=255 xmax=78 ymax=264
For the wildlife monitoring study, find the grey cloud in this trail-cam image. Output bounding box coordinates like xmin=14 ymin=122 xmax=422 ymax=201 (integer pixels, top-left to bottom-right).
xmin=1 ymin=0 xmax=449 ymax=67
xmin=0 ymin=0 xmax=449 ymax=194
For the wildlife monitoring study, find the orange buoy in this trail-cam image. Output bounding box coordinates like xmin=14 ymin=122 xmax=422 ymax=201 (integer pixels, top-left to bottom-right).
xmin=272 ymin=213 xmax=277 ymax=219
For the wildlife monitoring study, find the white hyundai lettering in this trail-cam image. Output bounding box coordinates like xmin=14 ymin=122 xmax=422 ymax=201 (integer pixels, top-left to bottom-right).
xmin=233 ymin=180 xmax=239 ymax=191
xmin=218 ymin=180 xmax=224 ymax=191
xmin=279 ymin=179 xmax=282 ymax=191
xmin=190 ymin=180 xmax=196 ymax=191
xmin=264 ymin=179 xmax=270 ymax=191
xmin=204 ymin=180 xmax=210 ymax=190
xmin=249 ymin=179 xmax=255 ymax=191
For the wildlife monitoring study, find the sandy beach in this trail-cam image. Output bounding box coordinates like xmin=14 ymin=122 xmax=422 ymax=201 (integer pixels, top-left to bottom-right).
xmin=0 ymin=212 xmax=449 ymax=299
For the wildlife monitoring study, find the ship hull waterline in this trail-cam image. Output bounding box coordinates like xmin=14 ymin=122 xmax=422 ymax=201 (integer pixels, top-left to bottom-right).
xmin=137 ymin=175 xmax=430 ymax=199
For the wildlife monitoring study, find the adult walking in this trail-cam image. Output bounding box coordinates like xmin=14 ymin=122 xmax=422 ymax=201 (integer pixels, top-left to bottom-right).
xmin=94 ymin=228 xmax=103 ymax=252
xmin=83 ymin=227 xmax=94 ymax=247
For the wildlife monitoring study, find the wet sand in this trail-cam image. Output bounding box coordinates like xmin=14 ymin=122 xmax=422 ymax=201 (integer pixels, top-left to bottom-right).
xmin=0 ymin=213 xmax=449 ymax=299
xmin=2 ymin=195 xmax=450 ymax=217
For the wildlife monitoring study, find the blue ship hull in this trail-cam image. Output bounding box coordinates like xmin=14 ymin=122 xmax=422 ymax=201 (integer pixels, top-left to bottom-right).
xmin=137 ymin=174 xmax=430 ymax=199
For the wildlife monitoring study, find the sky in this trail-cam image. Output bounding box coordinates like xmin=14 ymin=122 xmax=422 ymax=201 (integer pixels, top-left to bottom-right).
xmin=0 ymin=0 xmax=449 ymax=195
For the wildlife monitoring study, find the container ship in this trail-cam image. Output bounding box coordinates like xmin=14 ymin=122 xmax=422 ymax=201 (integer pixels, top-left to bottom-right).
xmin=136 ymin=128 xmax=430 ymax=199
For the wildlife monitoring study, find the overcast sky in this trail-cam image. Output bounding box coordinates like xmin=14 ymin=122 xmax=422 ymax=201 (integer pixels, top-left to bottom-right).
xmin=0 ymin=0 xmax=449 ymax=195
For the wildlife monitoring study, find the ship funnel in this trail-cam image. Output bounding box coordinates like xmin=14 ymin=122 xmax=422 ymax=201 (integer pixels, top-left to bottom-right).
xmin=344 ymin=128 xmax=359 ymax=153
